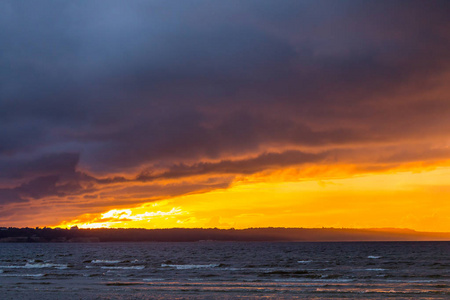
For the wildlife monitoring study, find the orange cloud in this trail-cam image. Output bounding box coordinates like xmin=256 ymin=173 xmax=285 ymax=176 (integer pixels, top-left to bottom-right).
xmin=57 ymin=163 xmax=450 ymax=232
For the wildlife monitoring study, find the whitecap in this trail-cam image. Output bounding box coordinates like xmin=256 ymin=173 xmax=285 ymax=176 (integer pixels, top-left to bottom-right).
xmin=367 ymin=256 xmax=381 ymax=259
xmin=25 ymin=273 xmax=45 ymax=277
xmin=297 ymin=260 xmax=312 ymax=264
xmin=0 ymin=273 xmax=45 ymax=277
xmin=0 ymin=265 xmax=23 ymax=269
xmin=161 ymin=263 xmax=220 ymax=270
xmin=23 ymin=263 xmax=49 ymax=268
xmin=24 ymin=263 xmax=67 ymax=269
xmin=91 ymin=260 xmax=121 ymax=264
xmin=54 ymin=265 xmax=69 ymax=270
xmin=0 ymin=263 xmax=67 ymax=269
xmin=101 ymin=266 xmax=145 ymax=270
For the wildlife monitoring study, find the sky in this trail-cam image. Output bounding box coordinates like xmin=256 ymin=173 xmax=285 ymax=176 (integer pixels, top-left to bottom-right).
xmin=1 ymin=0 xmax=450 ymax=231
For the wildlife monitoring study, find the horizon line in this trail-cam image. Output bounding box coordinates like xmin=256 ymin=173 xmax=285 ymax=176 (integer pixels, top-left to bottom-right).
xmin=3 ymin=226 xmax=450 ymax=234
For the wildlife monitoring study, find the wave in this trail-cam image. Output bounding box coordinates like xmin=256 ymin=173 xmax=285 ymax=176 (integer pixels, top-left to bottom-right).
xmin=367 ymin=256 xmax=381 ymax=259
xmin=0 ymin=263 xmax=68 ymax=269
xmin=297 ymin=260 xmax=312 ymax=264
xmin=273 ymin=278 xmax=354 ymax=283
xmin=27 ymin=263 xmax=68 ymax=269
xmin=121 ymin=259 xmax=139 ymax=264
xmin=384 ymin=279 xmax=445 ymax=283
xmin=0 ymin=273 xmax=45 ymax=277
xmin=100 ymin=266 xmax=145 ymax=270
xmin=91 ymin=260 xmax=121 ymax=264
xmin=161 ymin=263 xmax=220 ymax=270
xmin=365 ymin=268 xmax=386 ymax=271
xmin=260 ymin=270 xmax=309 ymax=276
xmin=105 ymin=282 xmax=144 ymax=286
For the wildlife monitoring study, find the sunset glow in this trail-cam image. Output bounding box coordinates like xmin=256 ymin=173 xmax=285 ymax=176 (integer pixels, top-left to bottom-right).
xmin=2 ymin=1 xmax=450 ymax=233
xmin=57 ymin=163 xmax=450 ymax=232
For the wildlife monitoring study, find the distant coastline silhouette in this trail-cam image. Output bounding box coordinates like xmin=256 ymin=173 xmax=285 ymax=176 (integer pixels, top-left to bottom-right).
xmin=1 ymin=227 xmax=449 ymax=243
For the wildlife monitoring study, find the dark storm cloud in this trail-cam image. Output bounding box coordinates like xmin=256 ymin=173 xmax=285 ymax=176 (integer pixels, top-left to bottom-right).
xmin=0 ymin=173 xmax=90 ymax=205
xmin=0 ymin=153 xmax=81 ymax=204
xmin=0 ymin=153 xmax=79 ymax=179
xmin=0 ymin=189 xmax=26 ymax=205
xmin=1 ymin=1 xmax=450 ymax=214
xmin=137 ymin=150 xmax=328 ymax=181
xmin=0 ymin=148 xmax=326 ymax=205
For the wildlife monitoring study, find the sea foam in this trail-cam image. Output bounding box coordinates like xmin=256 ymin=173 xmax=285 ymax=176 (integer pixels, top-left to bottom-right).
xmin=0 ymin=263 xmax=68 ymax=269
xmin=297 ymin=260 xmax=312 ymax=264
xmin=161 ymin=263 xmax=220 ymax=270
xmin=91 ymin=260 xmax=121 ymax=264
xmin=101 ymin=266 xmax=145 ymax=270
xmin=0 ymin=273 xmax=45 ymax=277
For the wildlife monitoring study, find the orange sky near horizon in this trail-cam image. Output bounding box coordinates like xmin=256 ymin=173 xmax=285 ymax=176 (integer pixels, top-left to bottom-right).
xmin=56 ymin=162 xmax=450 ymax=232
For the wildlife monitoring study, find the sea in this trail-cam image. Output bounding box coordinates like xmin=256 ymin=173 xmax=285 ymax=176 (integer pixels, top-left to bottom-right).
xmin=0 ymin=242 xmax=449 ymax=299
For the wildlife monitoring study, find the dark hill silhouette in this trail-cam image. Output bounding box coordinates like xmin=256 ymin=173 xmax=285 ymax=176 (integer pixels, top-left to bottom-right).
xmin=0 ymin=227 xmax=449 ymax=242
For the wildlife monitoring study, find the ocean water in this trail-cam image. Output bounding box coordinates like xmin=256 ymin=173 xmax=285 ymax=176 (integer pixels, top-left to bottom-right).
xmin=0 ymin=242 xmax=448 ymax=299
